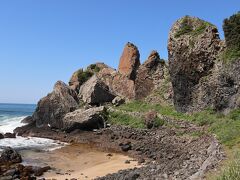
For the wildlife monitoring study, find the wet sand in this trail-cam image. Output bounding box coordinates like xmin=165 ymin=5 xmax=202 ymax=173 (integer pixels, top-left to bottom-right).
xmin=20 ymin=144 xmax=139 ymax=180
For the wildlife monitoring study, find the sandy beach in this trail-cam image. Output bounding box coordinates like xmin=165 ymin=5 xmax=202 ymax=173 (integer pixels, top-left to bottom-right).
xmin=20 ymin=143 xmax=139 ymax=180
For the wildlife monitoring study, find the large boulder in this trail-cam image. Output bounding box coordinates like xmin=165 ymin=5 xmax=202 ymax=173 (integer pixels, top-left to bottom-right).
xmin=168 ymin=16 xmax=223 ymax=112
xmin=118 ymin=42 xmax=140 ymax=80
xmin=62 ymin=106 xmax=106 ymax=132
xmin=0 ymin=147 xmax=22 ymax=165
xmin=79 ymin=75 xmax=116 ymax=105
xmin=33 ymin=81 xmax=79 ymax=128
xmin=135 ymin=51 xmax=167 ymax=99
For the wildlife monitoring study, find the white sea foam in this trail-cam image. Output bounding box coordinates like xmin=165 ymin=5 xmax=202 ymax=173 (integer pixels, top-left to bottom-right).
xmin=0 ymin=116 xmax=67 ymax=151
xmin=0 ymin=116 xmax=25 ymax=134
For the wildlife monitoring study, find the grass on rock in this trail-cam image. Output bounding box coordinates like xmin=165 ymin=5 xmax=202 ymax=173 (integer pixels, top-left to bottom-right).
xmin=114 ymin=100 xmax=240 ymax=147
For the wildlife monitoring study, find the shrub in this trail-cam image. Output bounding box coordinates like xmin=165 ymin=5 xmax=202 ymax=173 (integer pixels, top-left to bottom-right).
xmin=76 ymin=69 xmax=93 ymax=85
xmin=223 ymin=12 xmax=240 ymax=49
xmin=174 ymin=16 xmax=214 ymax=38
xmin=88 ymin=64 xmax=101 ymax=73
xmin=175 ymin=16 xmax=193 ymax=38
xmin=107 ymin=111 xmax=145 ymax=129
xmin=222 ymin=12 xmax=240 ymax=62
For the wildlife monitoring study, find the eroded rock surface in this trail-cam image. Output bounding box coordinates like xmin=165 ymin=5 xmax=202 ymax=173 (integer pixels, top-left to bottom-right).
xmin=168 ymin=16 xmax=224 ymax=112
xmin=118 ymin=42 xmax=140 ymax=80
xmin=62 ymin=106 xmax=106 ymax=132
xmin=69 ymin=63 xmax=109 ymax=92
xmin=135 ymin=51 xmax=167 ymax=100
xmin=33 ymin=81 xmax=79 ymax=128
xmin=79 ymin=75 xmax=116 ymax=105
xmin=0 ymin=147 xmax=22 ymax=164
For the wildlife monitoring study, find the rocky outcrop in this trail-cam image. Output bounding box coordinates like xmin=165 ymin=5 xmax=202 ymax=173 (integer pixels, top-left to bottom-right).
xmin=4 ymin=133 xmax=16 ymax=138
xmin=69 ymin=63 xmax=109 ymax=92
xmin=118 ymin=42 xmax=140 ymax=80
xmin=168 ymin=15 xmax=240 ymax=113
xmin=97 ymin=64 xmax=136 ymax=100
xmin=33 ymin=81 xmax=79 ymax=128
xmin=0 ymin=147 xmax=22 ymax=164
xmin=135 ymin=51 xmax=167 ymax=99
xmin=21 ymin=116 xmax=34 ymax=124
xmin=79 ymin=75 xmax=116 ymax=105
xmin=62 ymin=106 xmax=106 ymax=132
xmin=214 ymin=60 xmax=240 ymax=113
xmin=168 ymin=16 xmax=224 ymax=112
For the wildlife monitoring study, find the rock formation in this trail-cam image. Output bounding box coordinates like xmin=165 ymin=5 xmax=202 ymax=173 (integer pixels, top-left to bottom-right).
xmin=33 ymin=81 xmax=79 ymax=128
xmin=135 ymin=51 xmax=167 ymax=100
xmin=0 ymin=147 xmax=22 ymax=164
xmin=69 ymin=63 xmax=109 ymax=92
xmin=62 ymin=106 xmax=106 ymax=132
xmin=118 ymin=42 xmax=140 ymax=80
xmin=79 ymin=75 xmax=116 ymax=105
xmin=168 ymin=15 xmax=240 ymax=113
xmin=168 ymin=16 xmax=223 ymax=112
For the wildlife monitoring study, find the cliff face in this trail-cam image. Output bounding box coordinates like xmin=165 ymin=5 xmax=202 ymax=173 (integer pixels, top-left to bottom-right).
xmin=168 ymin=15 xmax=240 ymax=113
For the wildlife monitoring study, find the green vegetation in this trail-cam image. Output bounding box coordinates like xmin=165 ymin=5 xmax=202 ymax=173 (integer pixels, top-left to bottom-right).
xmin=174 ymin=16 xmax=215 ymax=38
xmin=221 ymin=47 xmax=240 ymax=63
xmin=216 ymin=152 xmax=240 ymax=180
xmin=222 ymin=12 xmax=240 ymax=62
xmin=107 ymin=111 xmax=145 ymax=129
xmin=76 ymin=69 xmax=93 ymax=85
xmin=109 ymin=100 xmax=240 ymax=179
xmin=153 ymin=117 xmax=165 ymax=127
xmin=174 ymin=16 xmax=193 ymax=38
xmin=115 ymin=100 xmax=240 ymax=147
xmin=88 ymin=64 xmax=101 ymax=73
xmin=223 ymin=12 xmax=240 ymax=49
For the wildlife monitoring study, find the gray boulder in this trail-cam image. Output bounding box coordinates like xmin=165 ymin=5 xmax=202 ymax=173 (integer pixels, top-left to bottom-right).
xmin=33 ymin=81 xmax=79 ymax=128
xmin=21 ymin=116 xmax=34 ymax=124
xmin=79 ymin=75 xmax=116 ymax=105
xmin=62 ymin=106 xmax=106 ymax=132
xmin=0 ymin=147 xmax=22 ymax=164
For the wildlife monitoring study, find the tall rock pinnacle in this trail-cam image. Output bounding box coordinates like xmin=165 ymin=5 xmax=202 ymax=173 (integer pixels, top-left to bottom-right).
xmin=118 ymin=42 xmax=140 ymax=80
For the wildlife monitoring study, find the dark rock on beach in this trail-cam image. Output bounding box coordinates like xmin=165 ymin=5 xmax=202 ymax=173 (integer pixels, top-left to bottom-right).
xmin=32 ymin=81 xmax=79 ymax=129
xmin=21 ymin=116 xmax=34 ymax=124
xmin=4 ymin=133 xmax=16 ymax=138
xmin=0 ymin=147 xmax=22 ymax=164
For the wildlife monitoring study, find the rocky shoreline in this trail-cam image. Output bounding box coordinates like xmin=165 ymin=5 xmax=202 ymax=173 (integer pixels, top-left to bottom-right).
xmin=14 ymin=117 xmax=224 ymax=179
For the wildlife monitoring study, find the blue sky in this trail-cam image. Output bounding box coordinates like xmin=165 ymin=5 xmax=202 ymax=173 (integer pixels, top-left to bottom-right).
xmin=0 ymin=1 xmax=239 ymax=104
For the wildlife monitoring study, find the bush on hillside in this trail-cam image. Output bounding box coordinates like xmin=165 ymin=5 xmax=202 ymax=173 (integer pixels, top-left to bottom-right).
xmin=223 ymin=12 xmax=240 ymax=49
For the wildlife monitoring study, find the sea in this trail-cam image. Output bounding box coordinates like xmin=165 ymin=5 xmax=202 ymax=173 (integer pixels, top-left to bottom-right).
xmin=0 ymin=103 xmax=65 ymax=152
